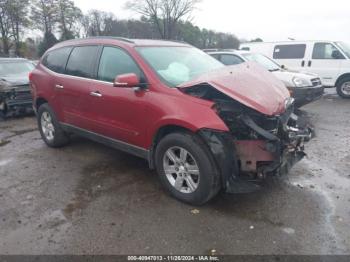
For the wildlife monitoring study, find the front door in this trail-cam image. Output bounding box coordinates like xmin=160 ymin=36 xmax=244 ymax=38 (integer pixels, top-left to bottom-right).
xmin=306 ymin=42 xmax=343 ymax=86
xmin=88 ymin=46 xmax=149 ymax=148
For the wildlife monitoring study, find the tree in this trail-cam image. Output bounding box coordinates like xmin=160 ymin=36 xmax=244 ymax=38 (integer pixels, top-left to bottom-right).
xmin=31 ymin=0 xmax=59 ymax=55
xmin=250 ymin=38 xmax=263 ymax=42
xmin=125 ymin=0 xmax=201 ymax=39
xmin=7 ymin=0 xmax=30 ymax=56
xmin=0 ymin=0 xmax=12 ymax=55
xmin=82 ymin=10 xmax=115 ymax=36
xmin=56 ymin=0 xmax=82 ymax=40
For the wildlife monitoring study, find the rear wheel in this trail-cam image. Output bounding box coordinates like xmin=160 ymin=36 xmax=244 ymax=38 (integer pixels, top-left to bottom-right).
xmin=336 ymin=77 xmax=350 ymax=98
xmin=37 ymin=103 xmax=69 ymax=147
xmin=155 ymin=132 xmax=220 ymax=205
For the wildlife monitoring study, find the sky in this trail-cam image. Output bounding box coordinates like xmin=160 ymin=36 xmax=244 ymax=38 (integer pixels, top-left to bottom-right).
xmin=73 ymin=0 xmax=350 ymax=43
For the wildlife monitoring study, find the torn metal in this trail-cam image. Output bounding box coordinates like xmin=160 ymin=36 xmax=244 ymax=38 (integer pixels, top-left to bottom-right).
xmin=183 ymin=83 xmax=312 ymax=193
xmin=0 ymin=82 xmax=33 ymax=117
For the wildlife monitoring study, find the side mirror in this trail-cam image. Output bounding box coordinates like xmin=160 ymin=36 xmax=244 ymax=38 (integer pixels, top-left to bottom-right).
xmin=281 ymin=64 xmax=286 ymax=69
xmin=113 ymin=73 xmax=140 ymax=88
xmin=332 ymin=50 xmax=344 ymax=59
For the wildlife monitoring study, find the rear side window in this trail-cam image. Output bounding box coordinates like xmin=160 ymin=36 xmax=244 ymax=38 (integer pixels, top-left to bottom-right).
xmin=97 ymin=46 xmax=142 ymax=82
xmin=273 ymin=44 xmax=306 ymax=59
xmin=66 ymin=46 xmax=99 ymax=78
xmin=220 ymin=54 xmax=244 ymax=65
xmin=42 ymin=47 xmax=72 ymax=73
xmin=312 ymin=42 xmax=344 ymax=59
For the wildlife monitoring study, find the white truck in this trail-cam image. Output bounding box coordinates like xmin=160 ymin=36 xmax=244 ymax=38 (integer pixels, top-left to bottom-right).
xmin=240 ymin=41 xmax=350 ymax=98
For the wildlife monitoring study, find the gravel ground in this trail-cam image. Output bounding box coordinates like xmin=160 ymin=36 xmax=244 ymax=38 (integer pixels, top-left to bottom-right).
xmin=0 ymin=88 xmax=349 ymax=255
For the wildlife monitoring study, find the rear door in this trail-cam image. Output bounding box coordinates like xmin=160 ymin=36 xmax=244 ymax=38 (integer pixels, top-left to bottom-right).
xmin=87 ymin=46 xmax=149 ymax=147
xmin=272 ymin=44 xmax=307 ymax=71
xmin=58 ymin=45 xmax=100 ymax=129
xmin=40 ymin=46 xmax=72 ymax=120
xmin=306 ymin=42 xmax=343 ymax=86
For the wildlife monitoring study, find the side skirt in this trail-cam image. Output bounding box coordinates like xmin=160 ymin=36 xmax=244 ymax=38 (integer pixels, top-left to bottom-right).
xmin=61 ymin=123 xmax=150 ymax=161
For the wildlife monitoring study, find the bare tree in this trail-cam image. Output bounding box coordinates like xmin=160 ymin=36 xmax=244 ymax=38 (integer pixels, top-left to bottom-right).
xmin=82 ymin=10 xmax=115 ymax=36
xmin=125 ymin=0 xmax=201 ymax=39
xmin=0 ymin=0 xmax=12 ymax=55
xmin=7 ymin=0 xmax=30 ymax=55
xmin=31 ymin=0 xmax=58 ymax=34
xmin=56 ymin=0 xmax=82 ymax=40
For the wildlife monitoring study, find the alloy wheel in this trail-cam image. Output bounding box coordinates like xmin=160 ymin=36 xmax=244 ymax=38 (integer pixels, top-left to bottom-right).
xmin=41 ymin=111 xmax=55 ymax=141
xmin=163 ymin=146 xmax=200 ymax=194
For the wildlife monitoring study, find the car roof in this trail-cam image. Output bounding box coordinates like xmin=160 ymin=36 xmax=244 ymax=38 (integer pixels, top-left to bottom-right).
xmin=207 ymin=50 xmax=251 ymax=55
xmin=52 ymin=37 xmax=191 ymax=50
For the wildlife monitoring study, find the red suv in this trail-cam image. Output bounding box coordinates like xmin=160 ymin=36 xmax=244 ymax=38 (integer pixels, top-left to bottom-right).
xmin=30 ymin=37 xmax=312 ymax=204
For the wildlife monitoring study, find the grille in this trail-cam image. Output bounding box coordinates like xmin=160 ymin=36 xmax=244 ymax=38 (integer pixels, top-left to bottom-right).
xmin=311 ymin=78 xmax=322 ymax=87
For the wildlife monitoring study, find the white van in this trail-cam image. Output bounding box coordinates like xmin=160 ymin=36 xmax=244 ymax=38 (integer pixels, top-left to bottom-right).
xmin=240 ymin=41 xmax=350 ymax=98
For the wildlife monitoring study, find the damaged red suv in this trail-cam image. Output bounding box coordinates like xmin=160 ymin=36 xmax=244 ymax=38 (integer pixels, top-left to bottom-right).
xmin=30 ymin=38 xmax=312 ymax=204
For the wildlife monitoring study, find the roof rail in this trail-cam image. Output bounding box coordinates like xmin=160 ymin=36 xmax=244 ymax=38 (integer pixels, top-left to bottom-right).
xmin=84 ymin=36 xmax=135 ymax=43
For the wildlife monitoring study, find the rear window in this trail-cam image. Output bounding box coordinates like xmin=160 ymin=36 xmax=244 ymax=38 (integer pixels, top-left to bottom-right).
xmin=42 ymin=47 xmax=72 ymax=73
xmin=273 ymin=44 xmax=306 ymax=59
xmin=66 ymin=46 xmax=99 ymax=78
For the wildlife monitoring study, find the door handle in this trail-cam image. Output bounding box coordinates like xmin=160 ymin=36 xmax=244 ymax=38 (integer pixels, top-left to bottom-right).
xmin=308 ymin=61 xmax=312 ymax=67
xmin=301 ymin=61 xmax=305 ymax=67
xmin=90 ymin=91 xmax=102 ymax=97
xmin=55 ymin=84 xmax=64 ymax=89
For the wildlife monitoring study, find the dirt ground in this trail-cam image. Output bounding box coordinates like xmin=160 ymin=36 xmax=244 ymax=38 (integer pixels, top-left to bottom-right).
xmin=0 ymin=88 xmax=349 ymax=255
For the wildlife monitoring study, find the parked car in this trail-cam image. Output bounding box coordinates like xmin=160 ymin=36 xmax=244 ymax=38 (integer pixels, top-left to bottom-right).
xmin=208 ymin=50 xmax=324 ymax=108
xmin=0 ymin=58 xmax=35 ymax=118
xmin=30 ymin=38 xmax=312 ymax=204
xmin=240 ymin=40 xmax=350 ymax=98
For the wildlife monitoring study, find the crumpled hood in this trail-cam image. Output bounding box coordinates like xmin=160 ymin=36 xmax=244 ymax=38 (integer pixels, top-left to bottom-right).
xmin=178 ymin=62 xmax=290 ymax=116
xmin=0 ymin=75 xmax=29 ymax=92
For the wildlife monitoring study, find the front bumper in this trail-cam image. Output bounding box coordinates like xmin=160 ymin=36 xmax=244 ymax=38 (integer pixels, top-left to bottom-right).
xmin=290 ymin=85 xmax=324 ymax=108
xmin=199 ymin=106 xmax=313 ymax=193
xmin=0 ymin=87 xmax=33 ymax=114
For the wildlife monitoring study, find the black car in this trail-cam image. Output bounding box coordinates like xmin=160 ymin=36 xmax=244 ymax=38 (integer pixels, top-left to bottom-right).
xmin=0 ymin=58 xmax=35 ymax=118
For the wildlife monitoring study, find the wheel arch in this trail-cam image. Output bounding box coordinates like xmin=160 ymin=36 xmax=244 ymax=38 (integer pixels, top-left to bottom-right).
xmin=335 ymin=73 xmax=350 ymax=87
xmin=35 ymin=97 xmax=48 ymax=110
xmin=148 ymin=124 xmax=194 ymax=169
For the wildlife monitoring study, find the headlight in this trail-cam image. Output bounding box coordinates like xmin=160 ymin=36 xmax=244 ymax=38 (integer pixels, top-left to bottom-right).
xmin=292 ymin=77 xmax=310 ymax=88
xmin=284 ymin=97 xmax=295 ymax=110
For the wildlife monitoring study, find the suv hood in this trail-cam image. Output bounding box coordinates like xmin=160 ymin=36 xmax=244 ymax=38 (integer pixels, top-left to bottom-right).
xmin=178 ymin=62 xmax=290 ymax=116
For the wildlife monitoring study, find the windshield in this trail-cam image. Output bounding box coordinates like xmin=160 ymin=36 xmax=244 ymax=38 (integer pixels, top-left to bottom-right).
xmin=0 ymin=61 xmax=35 ymax=77
xmin=242 ymin=53 xmax=280 ymax=71
xmin=335 ymin=42 xmax=350 ymax=58
xmin=136 ymin=46 xmax=224 ymax=87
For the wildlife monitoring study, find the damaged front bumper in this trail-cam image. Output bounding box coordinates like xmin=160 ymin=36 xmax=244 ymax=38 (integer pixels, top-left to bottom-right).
xmin=0 ymin=86 xmax=33 ymax=115
xmin=199 ymin=107 xmax=312 ymax=193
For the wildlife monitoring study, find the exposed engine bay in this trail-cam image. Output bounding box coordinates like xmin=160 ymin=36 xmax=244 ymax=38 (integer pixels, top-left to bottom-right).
xmin=182 ymin=84 xmax=313 ymax=193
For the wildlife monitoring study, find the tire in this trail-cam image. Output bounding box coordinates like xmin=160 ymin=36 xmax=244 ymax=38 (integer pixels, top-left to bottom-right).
xmin=37 ymin=103 xmax=69 ymax=147
xmin=336 ymin=77 xmax=350 ymax=98
xmin=155 ymin=132 xmax=221 ymax=205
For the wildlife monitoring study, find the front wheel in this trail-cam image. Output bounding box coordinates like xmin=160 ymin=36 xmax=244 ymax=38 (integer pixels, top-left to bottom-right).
xmin=155 ymin=132 xmax=221 ymax=205
xmin=336 ymin=77 xmax=350 ymax=98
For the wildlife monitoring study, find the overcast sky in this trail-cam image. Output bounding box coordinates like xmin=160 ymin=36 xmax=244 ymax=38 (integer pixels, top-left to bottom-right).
xmin=74 ymin=0 xmax=350 ymax=42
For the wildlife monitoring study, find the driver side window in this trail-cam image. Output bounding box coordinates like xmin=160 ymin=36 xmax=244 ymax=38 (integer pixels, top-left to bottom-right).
xmin=97 ymin=46 xmax=142 ymax=82
xmin=312 ymin=43 xmax=344 ymax=59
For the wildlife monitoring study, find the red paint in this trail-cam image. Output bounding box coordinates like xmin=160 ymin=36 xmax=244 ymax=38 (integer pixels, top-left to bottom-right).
xmin=179 ymin=62 xmax=290 ymax=116
xmin=234 ymin=140 xmax=275 ymax=172
xmin=31 ymin=38 xmax=289 ymax=153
